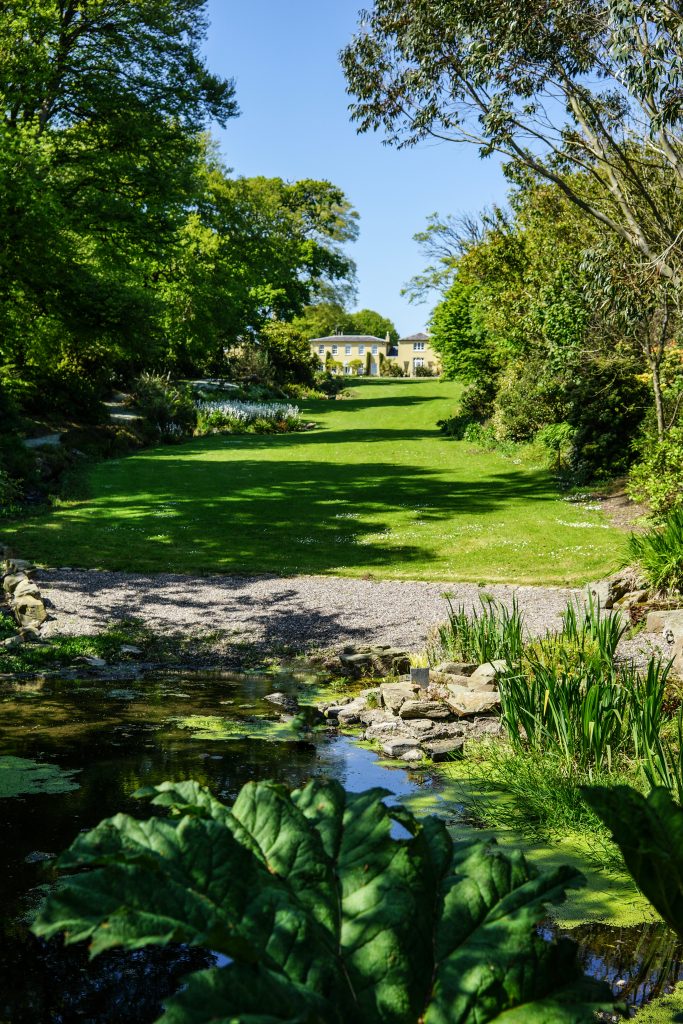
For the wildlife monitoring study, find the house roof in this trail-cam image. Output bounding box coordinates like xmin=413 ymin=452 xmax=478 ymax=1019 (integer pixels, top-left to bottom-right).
xmin=310 ymin=335 xmax=387 ymax=344
xmin=399 ymin=332 xmax=430 ymax=342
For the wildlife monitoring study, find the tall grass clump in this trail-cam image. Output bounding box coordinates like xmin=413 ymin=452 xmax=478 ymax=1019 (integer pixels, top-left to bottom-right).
xmin=195 ymin=400 xmax=302 ymax=435
xmin=627 ymin=506 xmax=683 ymax=594
xmin=428 ymin=594 xmax=524 ymax=665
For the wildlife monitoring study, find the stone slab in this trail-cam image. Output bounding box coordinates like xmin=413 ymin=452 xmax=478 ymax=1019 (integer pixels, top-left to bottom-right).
xmin=646 ymin=610 xmax=683 ymax=635
xmin=399 ymin=700 xmax=453 ymax=721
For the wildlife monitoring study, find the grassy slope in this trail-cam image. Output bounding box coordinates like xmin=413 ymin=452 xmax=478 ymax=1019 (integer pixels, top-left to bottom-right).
xmin=3 ymin=379 xmax=626 ymax=583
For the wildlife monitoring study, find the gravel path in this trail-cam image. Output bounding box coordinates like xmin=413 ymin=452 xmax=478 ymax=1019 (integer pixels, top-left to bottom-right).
xmin=35 ymin=569 xmax=585 ymax=650
xmin=33 ymin=569 xmax=667 ymax=663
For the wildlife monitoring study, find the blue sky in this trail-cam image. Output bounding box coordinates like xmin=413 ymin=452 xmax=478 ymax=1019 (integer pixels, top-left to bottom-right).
xmin=203 ymin=1 xmax=509 ymax=336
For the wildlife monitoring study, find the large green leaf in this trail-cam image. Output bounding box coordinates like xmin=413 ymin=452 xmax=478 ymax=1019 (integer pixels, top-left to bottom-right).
xmin=33 ymin=778 xmax=618 ymax=1023
xmin=584 ymin=784 xmax=683 ymax=940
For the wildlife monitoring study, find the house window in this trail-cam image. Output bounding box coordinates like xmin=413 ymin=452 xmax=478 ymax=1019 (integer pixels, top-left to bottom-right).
xmin=345 ymin=345 xmax=352 ymax=355
xmin=372 ymin=345 xmax=378 ymax=354
xmin=413 ymin=358 xmax=424 ymax=368
xmin=358 ymin=345 xmax=365 ymax=354
xmin=331 ymin=345 xmax=338 ymax=355
xmin=318 ymin=345 xmax=325 ymax=354
xmin=344 ymin=364 xmax=351 ymax=375
xmin=413 ymin=341 xmax=425 ymax=351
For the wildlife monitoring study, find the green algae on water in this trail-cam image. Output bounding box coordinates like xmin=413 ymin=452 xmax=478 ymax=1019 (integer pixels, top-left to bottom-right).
xmin=175 ymin=714 xmax=311 ymax=743
xmin=0 ymin=756 xmax=81 ymax=798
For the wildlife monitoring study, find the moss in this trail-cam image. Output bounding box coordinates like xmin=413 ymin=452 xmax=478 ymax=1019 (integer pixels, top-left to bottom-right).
xmin=175 ymin=714 xmax=312 ymax=744
xmin=634 ymin=983 xmax=683 ymax=1022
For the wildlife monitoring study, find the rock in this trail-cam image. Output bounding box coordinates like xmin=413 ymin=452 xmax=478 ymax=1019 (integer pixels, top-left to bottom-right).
xmin=337 ymin=697 xmax=369 ymax=725
xmin=264 ymin=692 xmax=299 ymax=713
xmin=468 ymin=716 xmax=505 ymax=738
xmin=586 ymin=580 xmax=611 ymax=607
xmin=13 ymin=595 xmax=47 ymax=627
xmin=404 ymin=718 xmax=436 ymax=737
xmin=433 ymin=661 xmax=478 ymax=676
xmin=18 ymin=626 xmax=43 ymax=643
xmin=2 ymin=634 xmax=24 ymax=649
xmin=468 ymin=660 xmax=508 ymax=686
xmin=120 ymin=644 xmax=143 ymax=656
xmin=6 ymin=559 xmax=35 ymax=574
xmin=423 ymin=737 xmax=466 ymax=762
xmin=358 ymin=707 xmax=392 ymax=727
xmin=75 ymin=655 xmax=107 ymax=669
xmin=445 ymin=686 xmax=501 ymax=716
xmin=673 ymin=635 xmax=683 ymax=678
xmin=615 ymin=589 xmax=650 ymax=608
xmin=399 ymin=700 xmax=452 ymax=721
xmin=588 ymin=569 xmax=647 ymax=609
xmin=646 ymin=609 xmax=683 ymax=635
xmin=381 ymin=737 xmax=424 ymax=760
xmin=364 ymin=720 xmax=402 ymax=741
xmin=2 ymin=572 xmax=27 ymax=594
xmin=12 ymin=579 xmax=41 ymax=600
xmin=380 ymin=681 xmax=418 ymax=713
xmin=339 ymin=647 xmax=411 ymax=678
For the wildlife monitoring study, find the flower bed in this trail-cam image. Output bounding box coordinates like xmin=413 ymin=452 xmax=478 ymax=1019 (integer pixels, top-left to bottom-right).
xmin=195 ymin=399 xmax=303 ymax=435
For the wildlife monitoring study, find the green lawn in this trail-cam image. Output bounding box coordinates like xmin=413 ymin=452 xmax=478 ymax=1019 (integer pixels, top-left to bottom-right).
xmin=3 ymin=379 xmax=627 ymax=583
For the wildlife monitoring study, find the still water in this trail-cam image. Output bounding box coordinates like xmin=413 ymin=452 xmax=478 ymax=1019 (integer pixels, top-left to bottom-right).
xmin=0 ymin=669 xmax=681 ymax=1022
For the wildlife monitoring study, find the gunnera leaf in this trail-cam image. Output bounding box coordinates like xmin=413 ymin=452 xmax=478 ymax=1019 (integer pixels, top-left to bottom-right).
xmin=0 ymin=755 xmax=80 ymax=798
xmin=33 ymin=778 xmax=619 ymax=1023
xmin=584 ymin=784 xmax=683 ymax=942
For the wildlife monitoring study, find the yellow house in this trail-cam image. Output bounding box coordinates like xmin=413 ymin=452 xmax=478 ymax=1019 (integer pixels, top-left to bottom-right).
xmin=310 ymin=334 xmax=389 ymax=376
xmin=309 ymin=330 xmax=440 ymax=378
xmin=394 ymin=333 xmax=440 ymax=377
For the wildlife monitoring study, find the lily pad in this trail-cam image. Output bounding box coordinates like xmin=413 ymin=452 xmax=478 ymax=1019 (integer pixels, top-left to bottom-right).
xmin=0 ymin=756 xmax=81 ymax=798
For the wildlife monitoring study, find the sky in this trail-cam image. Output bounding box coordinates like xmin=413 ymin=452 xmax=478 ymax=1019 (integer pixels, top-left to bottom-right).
xmin=202 ymin=1 xmax=509 ymax=337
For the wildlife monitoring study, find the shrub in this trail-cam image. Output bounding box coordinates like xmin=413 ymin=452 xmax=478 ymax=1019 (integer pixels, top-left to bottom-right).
xmin=534 ymin=422 xmax=576 ymax=473
xmin=492 ymin=358 xmax=566 ymax=442
xmin=133 ymin=373 xmax=197 ymax=441
xmin=458 ymin=378 xmax=496 ymax=421
xmin=628 ymin=424 xmax=683 ymax=519
xmin=627 ymin=506 xmax=683 ymax=593
xmin=33 ymin=777 xmax=615 ymax=1023
xmin=414 ymin=364 xmax=435 ymax=376
xmin=380 ymin=360 xmax=404 ymax=377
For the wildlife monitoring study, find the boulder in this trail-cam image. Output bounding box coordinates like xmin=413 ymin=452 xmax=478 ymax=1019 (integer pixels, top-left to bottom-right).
xmin=404 ymin=718 xmax=436 ymax=737
xmin=381 ymin=737 xmax=424 ymax=760
xmin=2 ymin=634 xmax=24 ymax=649
xmin=587 ymin=569 xmax=646 ymax=610
xmin=2 ymin=572 xmax=27 ymax=595
xmin=364 ymin=720 xmax=402 ymax=741
xmin=380 ymin=681 xmax=419 ymax=713
xmin=423 ymin=737 xmax=466 ymax=762
xmin=18 ymin=626 xmax=43 ymax=643
xmin=337 ymin=697 xmax=369 ymax=725
xmin=445 ymin=686 xmax=500 ymax=716
xmin=428 ymin=721 xmax=468 ymax=740
xmin=615 ymin=589 xmax=650 ymax=609
xmin=358 ymin=707 xmax=393 ymax=727
xmin=76 ymin=655 xmax=107 ymax=669
xmin=673 ymin=635 xmax=683 ymax=678
xmin=13 ymin=595 xmax=47 ymax=627
xmin=646 ymin=609 xmax=683 ymax=635
xmin=468 ymin=660 xmax=508 ymax=686
xmin=12 ymin=579 xmax=41 ymax=600
xmin=339 ymin=647 xmax=411 ymax=678
xmin=432 ymin=661 xmax=478 ymax=676
xmin=264 ymin=692 xmax=299 ymax=714
xmin=399 ymin=700 xmax=452 ymax=721
xmin=6 ymin=559 xmax=35 ymax=575
xmin=468 ymin=716 xmax=505 ymax=738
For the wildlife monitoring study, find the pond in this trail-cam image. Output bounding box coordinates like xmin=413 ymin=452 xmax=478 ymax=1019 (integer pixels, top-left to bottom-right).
xmin=0 ymin=669 xmax=681 ymax=1022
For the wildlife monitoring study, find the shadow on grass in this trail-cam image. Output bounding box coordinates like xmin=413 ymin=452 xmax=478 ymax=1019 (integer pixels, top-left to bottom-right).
xmin=13 ymin=453 xmax=560 ymax=576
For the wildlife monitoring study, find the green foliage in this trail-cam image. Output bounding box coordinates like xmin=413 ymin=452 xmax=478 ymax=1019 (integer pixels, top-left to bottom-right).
xmin=535 ymin=423 xmax=576 ymax=474
xmin=133 ymin=374 xmax=197 ymax=441
xmin=380 ymin=360 xmax=405 ymax=377
xmin=629 ymin=425 xmax=683 ymax=519
xmin=0 ymin=756 xmax=80 ymax=798
xmin=627 ymin=507 xmax=683 ymax=593
xmin=492 ymin=359 xmax=566 ymax=443
xmin=584 ymin=785 xmax=683 ymax=943
xmin=428 ymin=595 xmax=524 ymax=665
xmin=293 ymin=304 xmax=399 ymax=345
xmin=429 ymin=280 xmax=493 ymax=383
xmin=259 ymin=321 xmax=319 ymax=386
xmin=33 ymin=777 xmax=615 ymax=1023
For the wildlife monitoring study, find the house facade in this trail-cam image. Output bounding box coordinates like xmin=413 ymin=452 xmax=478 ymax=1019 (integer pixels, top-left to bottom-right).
xmin=310 ymin=334 xmax=388 ymax=376
xmin=395 ymin=332 xmax=440 ymax=376
xmin=310 ymin=330 xmax=440 ymax=378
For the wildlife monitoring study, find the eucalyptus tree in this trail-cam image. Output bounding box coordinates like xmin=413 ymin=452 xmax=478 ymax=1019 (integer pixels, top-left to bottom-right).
xmin=341 ymin=0 xmax=683 ymax=431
